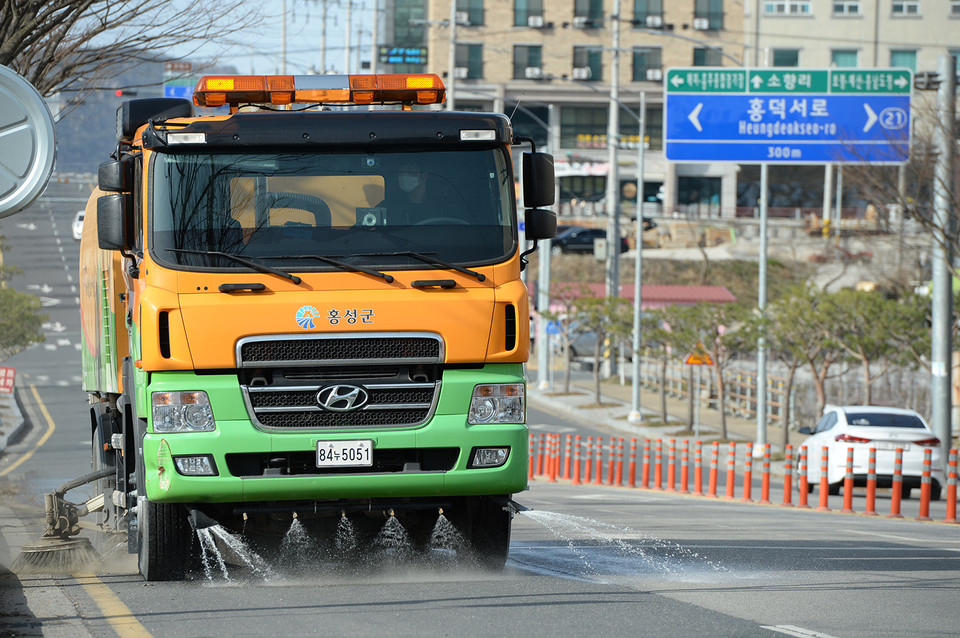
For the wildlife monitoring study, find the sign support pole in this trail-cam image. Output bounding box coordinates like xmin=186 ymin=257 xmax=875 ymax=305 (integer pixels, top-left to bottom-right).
xmin=629 ymin=92 xmax=647 ymax=423
xmin=755 ymin=163 xmax=769 ymax=456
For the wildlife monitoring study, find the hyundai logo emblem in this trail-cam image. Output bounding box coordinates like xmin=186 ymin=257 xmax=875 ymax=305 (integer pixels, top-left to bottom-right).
xmin=316 ymin=384 xmax=369 ymax=412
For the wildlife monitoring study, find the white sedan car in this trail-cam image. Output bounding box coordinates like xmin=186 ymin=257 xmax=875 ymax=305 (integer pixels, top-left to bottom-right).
xmin=797 ymin=405 xmax=946 ymax=500
xmin=71 ymin=210 xmax=84 ymax=241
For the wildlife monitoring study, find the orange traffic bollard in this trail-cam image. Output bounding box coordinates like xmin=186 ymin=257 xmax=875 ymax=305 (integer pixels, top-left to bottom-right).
xmin=917 ymin=448 xmax=932 ymax=521
xmin=584 ymin=436 xmax=593 ymax=484
xmin=842 ymin=446 xmax=854 ymax=513
xmin=666 ymin=439 xmax=677 ymax=492
xmin=628 ymin=438 xmax=638 ymax=488
xmin=725 ymin=442 xmax=736 ymax=500
xmin=537 ymin=432 xmax=546 ymax=477
xmin=572 ymin=435 xmax=582 ymax=485
xmin=528 ymin=433 xmax=535 ymax=480
xmin=760 ymin=443 xmax=772 ymax=504
xmin=817 ymin=446 xmax=830 ymax=511
xmin=945 ymin=449 xmax=958 ymax=524
xmin=888 ymin=447 xmax=903 ymax=519
xmin=606 ymin=438 xmax=616 ymax=485
xmin=680 ymin=439 xmax=690 ymax=494
xmin=864 ymin=447 xmax=878 ymax=516
xmin=654 ymin=438 xmax=663 ymax=490
xmin=563 ymin=434 xmax=572 ymax=480
xmin=741 ymin=442 xmax=754 ymax=502
xmin=782 ymin=444 xmax=793 ymax=507
xmin=693 ymin=440 xmax=703 ymax=496
xmin=614 ymin=438 xmax=624 ymax=487
xmin=594 ymin=436 xmax=604 ymax=485
xmin=548 ymin=434 xmax=558 ymax=483
xmin=797 ymin=445 xmax=810 ymax=509
xmin=708 ymin=441 xmax=719 ymax=497
xmin=642 ymin=439 xmax=651 ymax=488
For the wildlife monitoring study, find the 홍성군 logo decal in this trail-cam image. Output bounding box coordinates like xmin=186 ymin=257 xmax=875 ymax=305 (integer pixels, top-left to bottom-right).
xmin=296 ymin=305 xmax=319 ymax=330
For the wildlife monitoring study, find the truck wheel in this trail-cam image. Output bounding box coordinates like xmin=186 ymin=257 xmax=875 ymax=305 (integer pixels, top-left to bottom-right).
xmin=138 ymin=498 xmax=193 ymax=581
xmin=457 ymin=497 xmax=512 ymax=571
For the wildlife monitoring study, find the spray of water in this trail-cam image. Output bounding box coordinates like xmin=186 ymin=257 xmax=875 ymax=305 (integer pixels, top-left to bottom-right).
xmin=196 ymin=524 xmax=276 ymax=582
xmin=335 ymin=514 xmax=358 ymax=557
xmin=520 ymin=510 xmax=726 ymax=577
xmin=369 ymin=513 xmax=416 ymax=563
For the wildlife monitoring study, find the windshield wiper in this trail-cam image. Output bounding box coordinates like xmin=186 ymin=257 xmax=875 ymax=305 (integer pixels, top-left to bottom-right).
xmin=356 ymin=251 xmax=485 ymax=282
xmin=166 ymin=249 xmax=302 ymax=285
xmin=265 ymin=255 xmax=394 ymax=283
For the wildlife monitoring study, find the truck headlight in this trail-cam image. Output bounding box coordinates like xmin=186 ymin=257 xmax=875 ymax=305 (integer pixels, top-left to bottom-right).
xmin=152 ymin=391 xmax=216 ymax=432
xmin=468 ymin=383 xmax=524 ymax=424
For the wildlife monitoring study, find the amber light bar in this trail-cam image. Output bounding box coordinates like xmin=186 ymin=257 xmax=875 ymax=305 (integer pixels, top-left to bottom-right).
xmin=192 ymin=74 xmax=446 ymax=107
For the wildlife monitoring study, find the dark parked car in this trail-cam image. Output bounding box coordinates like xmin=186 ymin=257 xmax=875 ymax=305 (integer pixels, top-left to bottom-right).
xmin=550 ymin=226 xmax=629 ymax=256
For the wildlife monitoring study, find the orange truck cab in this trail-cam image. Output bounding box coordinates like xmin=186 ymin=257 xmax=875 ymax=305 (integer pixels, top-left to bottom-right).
xmin=79 ymin=74 xmax=557 ymax=580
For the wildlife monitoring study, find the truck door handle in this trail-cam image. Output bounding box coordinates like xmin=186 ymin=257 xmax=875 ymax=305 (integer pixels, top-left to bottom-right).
xmin=218 ymin=283 xmax=267 ymax=292
xmin=411 ymin=279 xmax=457 ymax=289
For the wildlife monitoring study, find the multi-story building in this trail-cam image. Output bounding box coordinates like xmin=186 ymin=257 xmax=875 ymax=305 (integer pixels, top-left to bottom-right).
xmin=380 ymin=0 xmax=746 ymax=219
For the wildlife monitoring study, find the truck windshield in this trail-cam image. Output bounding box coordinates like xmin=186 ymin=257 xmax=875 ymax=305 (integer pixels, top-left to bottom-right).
xmin=150 ymin=148 xmax=516 ymax=271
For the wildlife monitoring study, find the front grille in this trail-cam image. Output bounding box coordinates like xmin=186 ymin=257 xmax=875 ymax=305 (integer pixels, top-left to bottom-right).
xmin=237 ymin=333 xmax=443 ymax=431
xmin=224 ymin=448 xmax=459 ymax=477
xmin=238 ymin=334 xmax=442 ymax=367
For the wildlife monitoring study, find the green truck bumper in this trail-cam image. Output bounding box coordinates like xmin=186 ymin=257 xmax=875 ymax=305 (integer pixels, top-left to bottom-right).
xmin=141 ymin=365 xmax=528 ymax=503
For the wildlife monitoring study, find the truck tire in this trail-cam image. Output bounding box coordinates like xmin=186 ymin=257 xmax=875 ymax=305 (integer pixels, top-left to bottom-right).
xmin=138 ymin=498 xmax=193 ymax=581
xmin=452 ymin=496 xmax=512 ymax=571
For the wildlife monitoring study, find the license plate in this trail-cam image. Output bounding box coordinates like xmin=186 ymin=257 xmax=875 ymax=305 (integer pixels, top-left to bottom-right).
xmin=316 ymin=439 xmax=374 ymax=467
xmin=875 ymin=441 xmax=910 ymax=451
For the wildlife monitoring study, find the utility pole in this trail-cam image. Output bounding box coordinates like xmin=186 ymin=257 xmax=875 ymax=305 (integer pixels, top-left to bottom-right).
xmin=447 ymin=0 xmax=458 ymax=110
xmin=628 ymin=91 xmax=646 ymax=423
xmin=370 ymin=0 xmax=379 ymax=74
xmin=345 ymin=0 xmax=352 ymax=74
xmin=604 ymin=3 xmax=621 ymax=300
xmin=280 ymin=0 xmax=287 ymax=74
xmin=931 ymin=54 xmax=956 ymax=449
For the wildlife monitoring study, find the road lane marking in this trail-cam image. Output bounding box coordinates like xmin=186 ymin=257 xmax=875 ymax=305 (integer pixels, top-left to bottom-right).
xmin=0 ymin=384 xmax=56 ymax=477
xmin=762 ymin=625 xmax=839 ymax=638
xmin=74 ymin=574 xmax=152 ymax=638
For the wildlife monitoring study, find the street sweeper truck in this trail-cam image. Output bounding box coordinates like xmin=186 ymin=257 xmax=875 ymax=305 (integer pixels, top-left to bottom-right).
xmin=19 ymin=73 xmax=556 ymax=580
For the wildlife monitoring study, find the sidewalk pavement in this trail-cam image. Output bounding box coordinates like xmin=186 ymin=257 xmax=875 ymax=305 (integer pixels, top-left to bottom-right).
xmin=526 ymin=367 xmax=795 ymax=459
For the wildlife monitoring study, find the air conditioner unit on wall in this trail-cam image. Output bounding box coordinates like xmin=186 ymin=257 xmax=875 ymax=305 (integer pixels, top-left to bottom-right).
xmin=528 ymin=15 xmax=545 ymax=27
xmin=572 ymin=16 xmax=590 ymax=28
xmin=456 ymin=11 xmax=470 ymax=25
xmin=572 ymin=67 xmax=592 ymax=80
xmin=524 ymin=66 xmax=543 ymax=79
xmin=646 ymin=68 xmax=663 ymax=81
xmin=692 ymin=17 xmax=710 ymax=29
xmin=645 ymin=15 xmax=663 ymax=27
xmin=454 ymin=67 xmax=469 ymax=79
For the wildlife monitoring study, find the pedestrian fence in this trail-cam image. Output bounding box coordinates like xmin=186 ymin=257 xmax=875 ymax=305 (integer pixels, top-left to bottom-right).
xmin=528 ymin=432 xmax=960 ymax=525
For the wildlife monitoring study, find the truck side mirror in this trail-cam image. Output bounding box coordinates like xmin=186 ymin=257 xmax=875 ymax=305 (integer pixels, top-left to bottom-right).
xmin=522 ymin=152 xmax=555 ymax=208
xmin=98 ymin=156 xmax=134 ymax=192
xmin=97 ymin=193 xmax=132 ymax=250
xmin=524 ymin=208 xmax=557 ymax=240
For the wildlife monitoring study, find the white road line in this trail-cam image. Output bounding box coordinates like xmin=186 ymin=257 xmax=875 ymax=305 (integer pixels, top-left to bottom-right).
xmin=762 ymin=625 xmax=840 ymax=638
xmin=847 ymin=529 xmax=960 ymax=544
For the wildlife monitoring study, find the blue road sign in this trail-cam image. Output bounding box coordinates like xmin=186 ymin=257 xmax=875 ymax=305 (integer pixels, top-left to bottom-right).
xmin=546 ymin=321 xmax=560 ymax=335
xmin=164 ymin=84 xmax=193 ymax=99
xmin=664 ymin=67 xmax=911 ymax=164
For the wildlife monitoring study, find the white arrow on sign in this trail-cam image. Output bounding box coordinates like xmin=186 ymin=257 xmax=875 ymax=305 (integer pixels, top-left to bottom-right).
xmin=669 ymin=75 xmax=685 ymax=88
xmin=894 ymin=76 xmax=908 ymax=89
xmin=688 ymin=103 xmax=704 ymax=132
xmin=16 ymin=223 xmax=37 ymax=231
xmin=863 ymin=103 xmax=878 ymax=133
xmin=750 ymin=75 xmax=764 ymax=89
xmin=26 ymin=283 xmax=53 ymax=294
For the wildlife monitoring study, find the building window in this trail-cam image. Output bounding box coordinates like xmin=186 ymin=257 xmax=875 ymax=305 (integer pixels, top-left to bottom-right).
xmin=693 ymin=48 xmax=723 ymax=66
xmin=633 ymin=0 xmax=664 ymax=27
xmin=559 ymin=105 xmax=663 ymax=150
xmin=764 ymin=0 xmax=811 ymax=14
xmin=455 ymin=44 xmax=483 ymax=79
xmin=694 ymin=0 xmax=724 ymax=29
xmin=456 ymin=0 xmax=484 ymax=25
xmin=509 ymin=104 xmax=548 ymax=148
xmin=573 ymin=0 xmax=604 ymax=27
xmin=831 ymin=49 xmax=858 ymax=67
xmin=632 ymin=47 xmax=663 ymax=81
xmin=391 ymin=0 xmax=427 ymax=72
xmin=833 ymin=0 xmax=860 ymax=14
xmin=892 ymin=0 xmax=919 ymax=14
xmin=772 ymin=49 xmax=800 ymax=66
xmin=573 ymin=46 xmax=603 ymax=81
xmin=890 ymin=50 xmax=916 ymax=70
xmin=951 ymin=1 xmax=960 ymax=16
xmin=514 ymin=0 xmax=544 ymax=26
xmin=514 ymin=45 xmax=543 ymax=79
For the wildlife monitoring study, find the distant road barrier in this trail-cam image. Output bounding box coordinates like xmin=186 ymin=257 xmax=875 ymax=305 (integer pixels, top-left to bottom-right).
xmin=529 ymin=433 xmax=959 ymax=525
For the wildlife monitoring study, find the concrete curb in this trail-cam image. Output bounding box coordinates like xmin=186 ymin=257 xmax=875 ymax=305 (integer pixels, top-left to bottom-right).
xmin=0 ymin=387 xmax=26 ymax=454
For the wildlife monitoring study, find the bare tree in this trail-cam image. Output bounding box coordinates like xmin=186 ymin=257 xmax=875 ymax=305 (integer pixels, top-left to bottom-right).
xmin=1 ymin=0 xmax=261 ymax=99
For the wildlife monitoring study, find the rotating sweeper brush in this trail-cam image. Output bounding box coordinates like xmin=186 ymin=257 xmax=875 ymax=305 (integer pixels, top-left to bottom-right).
xmin=11 ymin=468 xmax=114 ymax=574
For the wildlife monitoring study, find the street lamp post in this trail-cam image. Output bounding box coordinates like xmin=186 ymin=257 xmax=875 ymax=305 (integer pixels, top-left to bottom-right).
xmin=604 ymin=4 xmax=621 ymax=302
